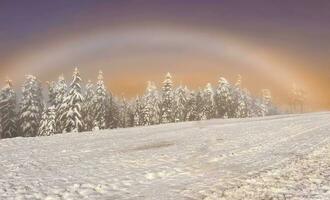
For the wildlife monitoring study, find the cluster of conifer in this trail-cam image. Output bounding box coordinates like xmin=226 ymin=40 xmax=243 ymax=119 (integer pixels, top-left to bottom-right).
xmin=0 ymin=69 xmax=276 ymax=138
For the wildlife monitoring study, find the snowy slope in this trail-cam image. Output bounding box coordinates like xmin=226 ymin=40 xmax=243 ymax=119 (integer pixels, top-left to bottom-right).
xmin=0 ymin=112 xmax=330 ymax=200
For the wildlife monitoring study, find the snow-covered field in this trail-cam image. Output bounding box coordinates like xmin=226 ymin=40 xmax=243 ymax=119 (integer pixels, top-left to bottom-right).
xmin=0 ymin=112 xmax=330 ymax=200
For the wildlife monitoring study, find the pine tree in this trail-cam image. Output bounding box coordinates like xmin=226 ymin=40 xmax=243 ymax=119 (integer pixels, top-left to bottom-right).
xmin=160 ymin=73 xmax=174 ymax=123
xmin=107 ymin=96 xmax=121 ymax=129
xmin=92 ymin=71 xmax=108 ymax=130
xmin=38 ymin=106 xmax=56 ymax=136
xmin=133 ymin=96 xmax=145 ymax=126
xmin=47 ymin=81 xmax=57 ymax=107
xmin=0 ymin=79 xmax=18 ymax=138
xmin=195 ymin=89 xmax=206 ymax=120
xmin=54 ymin=75 xmax=67 ymax=133
xmin=203 ymin=83 xmax=215 ymax=119
xmin=233 ymin=75 xmax=248 ymax=118
xmin=60 ymin=68 xmax=84 ymax=133
xmin=242 ymin=89 xmax=254 ymax=117
xmin=83 ymin=80 xmax=95 ymax=131
xmin=214 ymin=77 xmax=233 ymax=118
xmin=19 ymin=75 xmax=43 ymax=137
xmin=234 ymin=89 xmax=248 ymax=118
xmin=186 ymin=91 xmax=198 ymax=121
xmin=142 ymin=81 xmax=160 ymax=125
xmin=174 ymin=85 xmax=189 ymax=122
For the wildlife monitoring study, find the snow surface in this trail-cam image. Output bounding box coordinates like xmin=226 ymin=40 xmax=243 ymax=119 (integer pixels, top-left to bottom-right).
xmin=0 ymin=112 xmax=330 ymax=200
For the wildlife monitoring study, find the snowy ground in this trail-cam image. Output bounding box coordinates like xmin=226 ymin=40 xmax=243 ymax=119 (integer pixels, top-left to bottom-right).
xmin=0 ymin=112 xmax=330 ymax=200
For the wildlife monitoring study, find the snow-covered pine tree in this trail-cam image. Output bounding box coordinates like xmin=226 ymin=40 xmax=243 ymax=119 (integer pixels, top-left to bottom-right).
xmin=195 ymin=89 xmax=206 ymax=120
xmin=232 ymin=75 xmax=248 ymax=118
xmin=60 ymin=68 xmax=84 ymax=133
xmin=203 ymin=83 xmax=215 ymax=119
xmin=233 ymin=89 xmax=248 ymax=118
xmin=127 ymin=102 xmax=135 ymax=127
xmin=92 ymin=70 xmax=108 ymax=130
xmin=133 ymin=96 xmax=145 ymax=126
xmin=174 ymin=85 xmax=189 ymax=122
xmin=38 ymin=109 xmax=48 ymax=136
xmin=142 ymin=81 xmax=160 ymax=125
xmin=160 ymin=72 xmax=174 ymax=123
xmin=83 ymin=80 xmax=95 ymax=131
xmin=47 ymin=81 xmax=57 ymax=107
xmin=106 ymin=96 xmax=120 ymax=129
xmin=0 ymin=79 xmax=18 ymax=138
xmin=214 ymin=77 xmax=233 ymax=118
xmin=19 ymin=75 xmax=43 ymax=137
xmin=54 ymin=75 xmax=67 ymax=133
xmin=118 ymin=96 xmax=128 ymax=128
xmin=241 ymin=89 xmax=253 ymax=117
xmin=186 ymin=91 xmax=198 ymax=121
xmin=38 ymin=106 xmax=56 ymax=136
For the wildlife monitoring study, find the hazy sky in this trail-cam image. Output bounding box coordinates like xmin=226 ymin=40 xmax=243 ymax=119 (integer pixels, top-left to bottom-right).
xmin=0 ymin=0 xmax=329 ymax=110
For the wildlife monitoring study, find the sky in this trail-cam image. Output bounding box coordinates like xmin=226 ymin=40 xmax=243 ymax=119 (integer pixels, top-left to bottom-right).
xmin=0 ymin=0 xmax=329 ymax=110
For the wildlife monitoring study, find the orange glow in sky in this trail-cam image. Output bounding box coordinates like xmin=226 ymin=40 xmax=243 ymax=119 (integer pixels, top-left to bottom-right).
xmin=0 ymin=1 xmax=329 ymax=111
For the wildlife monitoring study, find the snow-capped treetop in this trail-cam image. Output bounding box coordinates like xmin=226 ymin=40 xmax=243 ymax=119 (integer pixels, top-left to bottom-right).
xmin=98 ymin=70 xmax=104 ymax=81
xmin=205 ymin=83 xmax=213 ymax=94
xmin=5 ymin=78 xmax=13 ymax=88
xmin=146 ymin=81 xmax=157 ymax=93
xmin=70 ymin=68 xmax=82 ymax=91
xmin=218 ymin=77 xmax=229 ymax=86
xmin=162 ymin=72 xmax=173 ymax=91
xmin=96 ymin=70 xmax=106 ymax=94
xmin=58 ymin=74 xmax=65 ymax=82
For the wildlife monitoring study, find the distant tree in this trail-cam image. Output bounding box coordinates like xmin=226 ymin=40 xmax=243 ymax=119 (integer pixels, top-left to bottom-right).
xmin=160 ymin=73 xmax=175 ymax=123
xmin=195 ymin=89 xmax=206 ymax=120
xmin=19 ymin=75 xmax=43 ymax=137
xmin=38 ymin=105 xmax=56 ymax=136
xmin=60 ymin=68 xmax=84 ymax=133
xmin=82 ymin=80 xmax=95 ymax=131
xmin=47 ymin=81 xmax=57 ymax=107
xmin=214 ymin=77 xmax=233 ymax=118
xmin=107 ymin=96 xmax=121 ymax=129
xmin=142 ymin=81 xmax=160 ymax=125
xmin=92 ymin=71 xmax=108 ymax=130
xmin=174 ymin=85 xmax=189 ymax=122
xmin=232 ymin=75 xmax=248 ymax=118
xmin=0 ymin=79 xmax=18 ymax=138
xmin=133 ymin=96 xmax=146 ymax=126
xmin=119 ymin=97 xmax=135 ymax=128
xmin=242 ymin=89 xmax=254 ymax=117
xmin=54 ymin=75 xmax=67 ymax=133
xmin=186 ymin=91 xmax=199 ymax=121
xmin=203 ymin=83 xmax=215 ymax=119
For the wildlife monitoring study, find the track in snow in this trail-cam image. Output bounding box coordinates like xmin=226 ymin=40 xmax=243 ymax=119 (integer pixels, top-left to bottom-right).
xmin=0 ymin=112 xmax=330 ymax=200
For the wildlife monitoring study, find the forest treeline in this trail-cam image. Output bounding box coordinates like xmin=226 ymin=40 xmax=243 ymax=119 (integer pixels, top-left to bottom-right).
xmin=0 ymin=68 xmax=278 ymax=138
